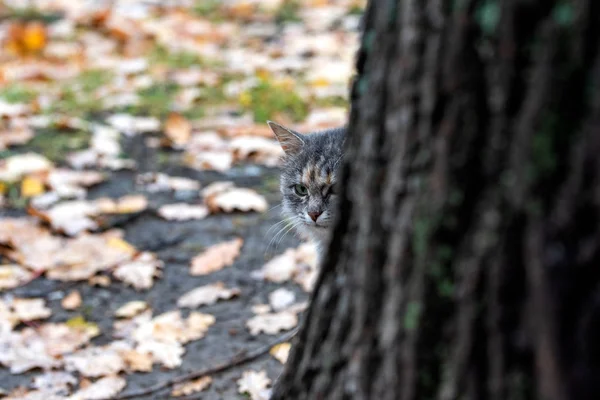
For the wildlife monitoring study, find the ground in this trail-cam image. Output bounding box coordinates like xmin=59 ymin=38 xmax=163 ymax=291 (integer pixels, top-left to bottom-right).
xmin=0 ymin=1 xmax=362 ymax=398
xmin=1 ymin=135 xmax=304 ymax=399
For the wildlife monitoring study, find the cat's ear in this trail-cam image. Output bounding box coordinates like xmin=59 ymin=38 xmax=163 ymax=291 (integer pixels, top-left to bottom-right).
xmin=267 ymin=121 xmax=304 ymax=154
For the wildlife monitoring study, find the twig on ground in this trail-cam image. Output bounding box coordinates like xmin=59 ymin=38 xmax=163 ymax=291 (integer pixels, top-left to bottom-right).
xmin=114 ymin=327 xmax=299 ymax=399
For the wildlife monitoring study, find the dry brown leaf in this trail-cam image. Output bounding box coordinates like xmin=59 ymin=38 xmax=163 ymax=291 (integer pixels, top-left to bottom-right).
xmin=132 ymin=311 xmax=216 ymax=368
xmin=45 ymin=169 xmax=105 ymax=199
xmin=203 ymin=182 xmax=268 ymax=213
xmin=120 ymin=349 xmax=153 ymax=372
xmin=44 ymin=233 xmax=136 ymax=281
xmin=269 ymin=342 xmax=291 ymax=364
xmin=157 ymin=203 xmax=209 ymax=221
xmin=251 ymin=304 xmax=271 ymax=315
xmin=64 ymin=342 xmax=129 ymax=377
xmin=114 ymin=301 xmax=148 ymax=318
xmin=0 ymin=127 xmax=34 ymax=150
xmin=70 ymin=375 xmax=126 ymax=400
xmin=252 ymin=243 xmax=318 ymax=290
xmin=0 ymin=322 xmax=99 ymax=373
xmin=190 ymin=238 xmax=243 ymax=275
xmin=137 ymin=173 xmax=200 ymax=193
xmin=0 ymin=153 xmax=52 ymax=183
xmin=177 ymin=282 xmax=241 ymax=308
xmin=113 ymin=252 xmax=163 ymax=290
xmin=61 ymin=290 xmax=82 ymax=310
xmin=171 ymin=376 xmax=212 ymax=397
xmin=89 ymin=275 xmax=111 ymax=287
xmin=230 ymin=136 xmax=283 ymax=167
xmin=164 ymin=112 xmax=192 ymax=147
xmin=251 ymin=248 xmax=297 ymax=283
xmin=246 ymin=311 xmax=298 ymax=335
xmin=237 ymin=370 xmax=272 ymax=400
xmin=0 ymin=264 xmax=33 ymax=290
xmin=0 ymin=297 xmax=52 ymax=329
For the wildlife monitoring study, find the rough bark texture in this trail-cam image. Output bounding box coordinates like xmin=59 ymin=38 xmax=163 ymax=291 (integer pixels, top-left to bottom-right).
xmin=271 ymin=0 xmax=600 ymax=399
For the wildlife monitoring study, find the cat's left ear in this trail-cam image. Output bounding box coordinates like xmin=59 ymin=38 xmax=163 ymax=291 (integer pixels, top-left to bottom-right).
xmin=267 ymin=121 xmax=304 ymax=154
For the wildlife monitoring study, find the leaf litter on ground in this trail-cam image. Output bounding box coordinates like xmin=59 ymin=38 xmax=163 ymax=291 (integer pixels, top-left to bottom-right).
xmin=0 ymin=0 xmax=364 ymax=396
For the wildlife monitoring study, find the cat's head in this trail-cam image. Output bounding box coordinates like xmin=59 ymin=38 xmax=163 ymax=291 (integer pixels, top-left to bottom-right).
xmin=268 ymin=121 xmax=345 ymax=243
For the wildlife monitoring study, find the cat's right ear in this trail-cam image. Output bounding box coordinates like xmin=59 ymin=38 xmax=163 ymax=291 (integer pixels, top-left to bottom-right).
xmin=267 ymin=121 xmax=304 ymax=154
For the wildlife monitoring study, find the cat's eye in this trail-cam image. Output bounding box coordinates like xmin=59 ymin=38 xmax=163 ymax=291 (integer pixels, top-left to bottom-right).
xmin=294 ymin=184 xmax=308 ymax=196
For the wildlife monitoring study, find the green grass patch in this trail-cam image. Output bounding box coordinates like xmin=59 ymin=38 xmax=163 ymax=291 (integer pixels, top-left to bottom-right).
xmin=275 ymin=0 xmax=301 ymax=23
xmin=0 ymin=84 xmax=37 ymax=104
xmin=48 ymin=69 xmax=114 ymax=116
xmin=149 ymin=45 xmax=205 ymax=69
xmin=192 ymin=0 xmax=223 ymax=20
xmin=241 ymin=78 xmax=308 ymax=122
xmin=122 ymin=83 xmax=178 ymax=118
xmin=28 ymin=128 xmax=90 ymax=162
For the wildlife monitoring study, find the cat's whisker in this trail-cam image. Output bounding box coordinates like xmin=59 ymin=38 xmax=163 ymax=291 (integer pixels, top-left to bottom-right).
xmin=266 ymin=221 xmax=295 ymax=255
xmin=268 ymin=203 xmax=282 ymax=212
xmin=274 ymin=220 xmax=302 ymax=250
xmin=265 ymin=219 xmax=287 ymax=236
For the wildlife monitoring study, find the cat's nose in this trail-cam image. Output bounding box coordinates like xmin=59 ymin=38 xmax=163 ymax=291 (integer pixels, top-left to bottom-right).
xmin=308 ymin=211 xmax=322 ymax=222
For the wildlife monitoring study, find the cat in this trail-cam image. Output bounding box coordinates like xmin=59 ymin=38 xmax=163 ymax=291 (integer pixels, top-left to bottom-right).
xmin=267 ymin=121 xmax=345 ymax=255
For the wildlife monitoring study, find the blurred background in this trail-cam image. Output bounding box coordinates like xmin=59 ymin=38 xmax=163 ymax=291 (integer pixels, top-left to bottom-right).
xmin=0 ymin=1 xmax=364 ymax=399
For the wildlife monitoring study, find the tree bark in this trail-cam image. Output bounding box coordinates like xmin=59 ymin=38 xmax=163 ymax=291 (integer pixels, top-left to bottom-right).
xmin=270 ymin=0 xmax=600 ymax=399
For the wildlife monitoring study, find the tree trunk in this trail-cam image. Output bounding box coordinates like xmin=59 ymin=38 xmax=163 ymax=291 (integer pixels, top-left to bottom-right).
xmin=271 ymin=0 xmax=600 ymax=399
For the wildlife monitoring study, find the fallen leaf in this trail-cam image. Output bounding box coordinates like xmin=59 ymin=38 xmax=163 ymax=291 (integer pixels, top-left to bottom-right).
xmin=269 ymin=342 xmax=291 ymax=364
xmin=230 ymin=136 xmax=283 ymax=167
xmin=21 ymin=175 xmax=45 ymax=197
xmin=190 ymin=238 xmax=243 ymax=275
xmin=89 ymin=275 xmax=111 ymax=287
xmin=131 ymin=311 xmax=216 ymax=368
xmin=137 ymin=173 xmax=200 ymax=192
xmin=177 ymin=282 xmax=241 ymax=308
xmin=113 ymin=252 xmax=163 ymax=290
xmin=251 ymin=248 xmax=297 ymax=283
xmin=268 ymin=288 xmax=296 ymax=311
xmin=70 ymin=375 xmax=126 ymax=400
xmin=203 ymin=183 xmax=268 ymax=213
xmin=114 ymin=301 xmax=148 ymax=318
xmin=0 ymin=264 xmax=33 ymax=290
xmin=64 ymin=342 xmax=129 ymax=377
xmin=0 ymin=127 xmax=34 ymax=150
xmin=32 ymin=371 xmax=77 ymax=393
xmin=0 ymin=297 xmax=52 ymax=329
xmin=107 ymin=113 xmax=160 ymax=134
xmin=120 ymin=349 xmax=153 ymax=372
xmin=237 ymin=370 xmax=272 ymax=400
xmin=251 ymin=304 xmax=271 ymax=315
xmin=0 ymin=322 xmax=99 ymax=373
xmin=246 ymin=311 xmax=298 ymax=335
xmin=164 ymin=112 xmax=192 ymax=147
xmin=171 ymin=376 xmax=212 ymax=397
xmin=157 ymin=203 xmax=209 ymax=220
xmin=61 ymin=290 xmax=82 ymax=310
xmin=0 ymin=153 xmax=52 ymax=183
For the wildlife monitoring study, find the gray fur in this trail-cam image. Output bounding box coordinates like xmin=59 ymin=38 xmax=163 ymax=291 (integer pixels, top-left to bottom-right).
xmin=268 ymin=121 xmax=346 ymax=254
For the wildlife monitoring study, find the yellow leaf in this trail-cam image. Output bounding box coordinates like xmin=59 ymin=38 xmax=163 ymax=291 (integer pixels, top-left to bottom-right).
xmin=107 ymin=237 xmax=137 ymax=255
xmin=21 ymin=176 xmax=45 ymax=197
xmin=23 ymin=22 xmax=47 ymax=52
xmin=256 ymin=69 xmax=271 ymax=81
xmin=311 ymin=77 xmax=330 ymax=88
xmin=0 ymin=182 xmax=7 ymax=194
xmin=238 ymin=91 xmax=252 ymax=107
xmin=269 ymin=342 xmax=291 ymax=364
xmin=66 ymin=315 xmax=100 ymax=337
